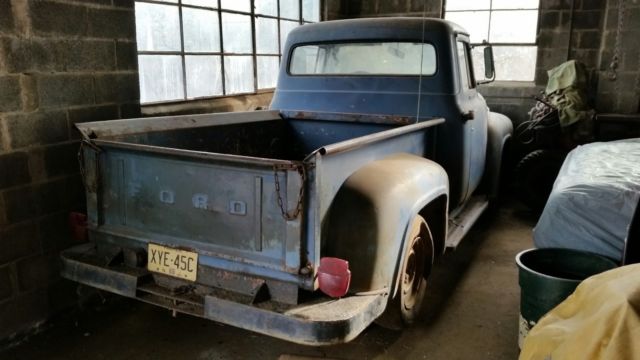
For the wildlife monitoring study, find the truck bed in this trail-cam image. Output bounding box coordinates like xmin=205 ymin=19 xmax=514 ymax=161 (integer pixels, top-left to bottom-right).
xmin=76 ymin=110 xmax=442 ymax=302
xmin=97 ymin=111 xmax=397 ymax=162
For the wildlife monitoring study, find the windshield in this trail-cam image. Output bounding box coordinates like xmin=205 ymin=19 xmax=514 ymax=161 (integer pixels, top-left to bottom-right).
xmin=289 ymin=42 xmax=437 ymax=76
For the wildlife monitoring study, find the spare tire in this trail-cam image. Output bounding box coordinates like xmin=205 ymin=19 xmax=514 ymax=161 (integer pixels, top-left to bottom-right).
xmin=515 ymin=150 xmax=566 ymax=212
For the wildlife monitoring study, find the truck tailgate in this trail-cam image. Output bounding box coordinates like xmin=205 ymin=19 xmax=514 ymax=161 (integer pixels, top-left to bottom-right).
xmin=77 ymin=111 xmax=307 ymax=283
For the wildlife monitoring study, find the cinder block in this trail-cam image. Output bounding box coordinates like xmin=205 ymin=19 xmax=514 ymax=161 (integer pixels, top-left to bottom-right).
xmin=87 ymin=8 xmax=135 ymax=39
xmin=0 ymin=151 xmax=31 ymax=190
xmin=113 ymin=0 xmax=135 ymax=8
xmin=30 ymin=0 xmax=87 ymax=37
xmin=37 ymin=74 xmax=94 ymax=108
xmin=0 ymin=0 xmax=14 ymax=34
xmin=94 ymin=72 xmax=140 ymax=104
xmin=44 ymin=141 xmax=80 ymax=178
xmin=578 ymin=30 xmax=601 ymax=49
xmin=2 ymin=185 xmax=38 ymax=224
xmin=5 ymin=110 xmax=69 ymax=149
xmin=64 ymin=40 xmax=116 ymax=72
xmin=68 ymin=105 xmax=119 ymax=139
xmin=537 ymin=30 xmax=570 ymax=49
xmin=0 ymin=222 xmax=40 ymax=265
xmin=572 ymin=10 xmax=602 ymax=30
xmin=0 ymin=289 xmax=49 ymax=340
xmin=34 ymin=178 xmax=69 ymax=216
xmin=0 ymin=75 xmax=22 ymax=112
xmin=539 ymin=11 xmax=560 ymax=29
xmin=579 ymin=0 xmax=605 ymax=11
xmin=115 ymin=40 xmax=137 ymax=71
xmin=0 ymin=266 xmax=13 ymax=301
xmin=20 ymin=74 xmax=39 ymax=112
xmin=541 ymin=0 xmax=572 ymax=10
xmin=16 ymin=254 xmax=58 ymax=292
xmin=0 ymin=38 xmax=114 ymax=73
xmin=0 ymin=37 xmax=50 ymax=73
xmin=120 ymin=103 xmax=142 ymax=119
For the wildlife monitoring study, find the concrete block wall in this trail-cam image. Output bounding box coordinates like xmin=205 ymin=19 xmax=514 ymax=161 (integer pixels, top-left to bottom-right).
xmin=597 ymin=0 xmax=640 ymax=113
xmin=0 ymin=0 xmax=139 ymax=340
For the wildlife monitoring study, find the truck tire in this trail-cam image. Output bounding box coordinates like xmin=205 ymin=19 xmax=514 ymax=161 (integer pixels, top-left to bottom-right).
xmin=376 ymin=215 xmax=434 ymax=329
xmin=514 ymin=149 xmax=566 ymax=212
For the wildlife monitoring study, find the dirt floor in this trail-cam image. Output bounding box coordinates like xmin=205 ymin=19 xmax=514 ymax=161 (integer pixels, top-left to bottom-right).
xmin=1 ymin=202 xmax=536 ymax=360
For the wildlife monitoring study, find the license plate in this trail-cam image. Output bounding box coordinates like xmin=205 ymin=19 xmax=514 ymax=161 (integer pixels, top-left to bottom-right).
xmin=147 ymin=243 xmax=198 ymax=282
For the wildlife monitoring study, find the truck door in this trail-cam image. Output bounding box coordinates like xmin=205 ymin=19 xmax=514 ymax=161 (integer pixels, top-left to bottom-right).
xmin=456 ymin=39 xmax=488 ymax=203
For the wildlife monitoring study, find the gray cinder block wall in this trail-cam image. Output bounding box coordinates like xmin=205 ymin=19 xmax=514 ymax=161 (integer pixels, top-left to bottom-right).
xmin=0 ymin=0 xmax=140 ymax=340
xmin=333 ymin=0 xmax=640 ymax=123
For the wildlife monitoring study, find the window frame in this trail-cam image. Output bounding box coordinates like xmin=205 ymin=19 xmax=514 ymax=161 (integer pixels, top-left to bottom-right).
xmin=445 ymin=1 xmax=540 ymax=82
xmin=135 ymin=0 xmax=320 ymax=105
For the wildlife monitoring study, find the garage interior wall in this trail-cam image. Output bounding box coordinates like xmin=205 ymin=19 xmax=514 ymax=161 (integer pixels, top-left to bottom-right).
xmin=0 ymin=0 xmax=639 ymax=342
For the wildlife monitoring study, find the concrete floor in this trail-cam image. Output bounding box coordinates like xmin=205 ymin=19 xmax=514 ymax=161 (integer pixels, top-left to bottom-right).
xmin=1 ymin=202 xmax=536 ymax=360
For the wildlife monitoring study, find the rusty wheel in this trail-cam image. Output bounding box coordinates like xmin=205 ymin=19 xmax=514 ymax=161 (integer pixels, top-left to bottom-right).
xmin=376 ymin=214 xmax=434 ymax=328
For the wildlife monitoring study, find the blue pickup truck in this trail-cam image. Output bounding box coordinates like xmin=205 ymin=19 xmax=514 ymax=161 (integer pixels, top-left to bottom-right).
xmin=61 ymin=18 xmax=512 ymax=345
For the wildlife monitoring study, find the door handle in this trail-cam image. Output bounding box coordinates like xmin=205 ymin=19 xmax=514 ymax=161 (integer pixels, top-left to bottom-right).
xmin=462 ymin=110 xmax=475 ymax=121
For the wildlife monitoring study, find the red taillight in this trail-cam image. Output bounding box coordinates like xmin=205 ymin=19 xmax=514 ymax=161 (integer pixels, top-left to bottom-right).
xmin=317 ymin=257 xmax=351 ymax=298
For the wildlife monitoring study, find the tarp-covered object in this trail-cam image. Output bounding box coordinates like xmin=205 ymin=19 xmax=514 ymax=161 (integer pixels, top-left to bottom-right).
xmin=545 ymin=60 xmax=594 ymax=128
xmin=520 ymin=264 xmax=640 ymax=360
xmin=533 ymin=138 xmax=640 ymax=261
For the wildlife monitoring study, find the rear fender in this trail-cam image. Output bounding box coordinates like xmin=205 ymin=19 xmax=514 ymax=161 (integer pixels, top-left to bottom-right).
xmin=324 ymin=153 xmax=449 ymax=294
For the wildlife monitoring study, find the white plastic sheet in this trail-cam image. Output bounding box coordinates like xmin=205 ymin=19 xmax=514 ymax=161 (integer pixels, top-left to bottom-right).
xmin=533 ymin=139 xmax=640 ymax=261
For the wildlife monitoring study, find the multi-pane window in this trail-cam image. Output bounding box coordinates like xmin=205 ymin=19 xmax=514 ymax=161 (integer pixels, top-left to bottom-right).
xmin=445 ymin=0 xmax=539 ymax=82
xmin=135 ymin=0 xmax=320 ymax=104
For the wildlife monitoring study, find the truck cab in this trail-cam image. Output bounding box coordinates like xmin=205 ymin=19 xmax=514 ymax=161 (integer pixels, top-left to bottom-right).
xmin=60 ymin=18 xmax=512 ymax=345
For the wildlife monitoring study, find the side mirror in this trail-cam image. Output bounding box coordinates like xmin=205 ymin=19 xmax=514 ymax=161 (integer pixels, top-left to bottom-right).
xmin=474 ymin=42 xmax=495 ymax=85
xmin=483 ymin=45 xmax=495 ymax=80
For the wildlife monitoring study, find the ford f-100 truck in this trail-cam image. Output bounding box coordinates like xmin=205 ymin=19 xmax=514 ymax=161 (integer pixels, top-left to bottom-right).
xmin=61 ymin=18 xmax=513 ymax=345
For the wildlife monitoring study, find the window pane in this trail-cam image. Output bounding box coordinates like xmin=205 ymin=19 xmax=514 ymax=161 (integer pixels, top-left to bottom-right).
xmin=220 ymin=0 xmax=250 ymax=12
xmin=290 ymin=42 xmax=437 ymax=76
xmin=225 ymin=56 xmax=254 ymax=94
xmin=185 ymin=55 xmax=222 ymax=98
xmin=493 ymin=46 xmax=537 ymax=81
xmin=492 ymin=0 xmax=539 ymax=9
xmin=138 ymin=55 xmax=184 ymax=103
xmin=471 ymin=46 xmax=486 ymax=81
xmin=183 ymin=8 xmax=220 ymax=52
xmin=222 ymin=13 xmax=253 ymax=53
xmin=303 ymin=0 xmax=320 ymax=22
xmin=255 ymin=0 xmax=278 ymax=16
xmin=445 ymin=11 xmax=490 ymax=43
xmin=280 ymin=0 xmax=300 ymax=19
xmin=446 ymin=0 xmax=490 ymax=11
xmin=257 ymin=56 xmax=279 ymax=89
xmin=256 ymin=17 xmax=279 ymax=54
xmin=280 ymin=20 xmax=299 ymax=53
xmin=457 ymin=42 xmax=471 ymax=89
xmin=182 ymin=0 xmax=216 ymax=8
xmin=135 ymin=2 xmax=181 ymax=51
xmin=489 ymin=10 xmax=538 ymax=43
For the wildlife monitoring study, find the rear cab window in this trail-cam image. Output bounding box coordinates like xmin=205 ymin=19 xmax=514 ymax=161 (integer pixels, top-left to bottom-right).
xmin=289 ymin=42 xmax=437 ymax=76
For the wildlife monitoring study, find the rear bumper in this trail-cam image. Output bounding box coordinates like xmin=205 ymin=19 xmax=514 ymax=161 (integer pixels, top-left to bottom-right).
xmin=60 ymin=243 xmax=387 ymax=345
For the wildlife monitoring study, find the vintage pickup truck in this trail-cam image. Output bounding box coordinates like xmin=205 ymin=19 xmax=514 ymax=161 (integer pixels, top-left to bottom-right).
xmin=61 ymin=18 xmax=512 ymax=345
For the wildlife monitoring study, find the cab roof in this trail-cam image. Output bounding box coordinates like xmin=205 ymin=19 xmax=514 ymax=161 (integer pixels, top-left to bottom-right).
xmin=285 ymin=17 xmax=469 ymax=46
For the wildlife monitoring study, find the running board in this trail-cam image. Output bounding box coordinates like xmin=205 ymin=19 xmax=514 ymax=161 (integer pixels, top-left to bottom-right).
xmin=446 ymin=197 xmax=489 ymax=249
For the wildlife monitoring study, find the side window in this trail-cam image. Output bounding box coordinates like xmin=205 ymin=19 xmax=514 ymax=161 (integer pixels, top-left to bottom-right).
xmin=456 ymin=41 xmax=475 ymax=90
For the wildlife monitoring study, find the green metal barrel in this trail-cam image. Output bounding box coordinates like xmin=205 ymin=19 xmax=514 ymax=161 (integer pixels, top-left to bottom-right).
xmin=515 ymin=248 xmax=617 ymax=348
